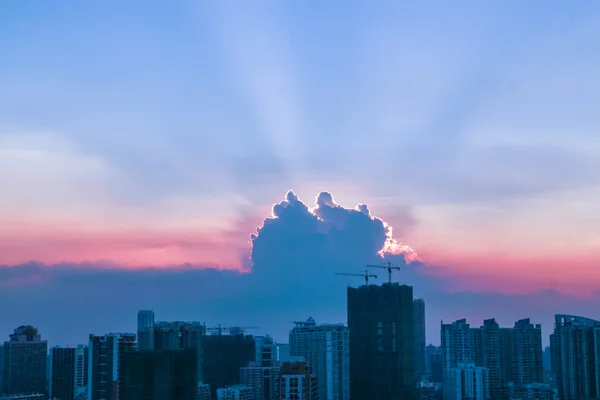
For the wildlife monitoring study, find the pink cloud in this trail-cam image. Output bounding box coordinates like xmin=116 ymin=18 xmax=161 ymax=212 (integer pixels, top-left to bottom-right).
xmin=0 ymin=214 xmax=263 ymax=269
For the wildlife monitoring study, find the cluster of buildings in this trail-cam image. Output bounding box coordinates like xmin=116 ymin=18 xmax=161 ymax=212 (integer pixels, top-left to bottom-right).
xmin=0 ymin=282 xmax=598 ymax=400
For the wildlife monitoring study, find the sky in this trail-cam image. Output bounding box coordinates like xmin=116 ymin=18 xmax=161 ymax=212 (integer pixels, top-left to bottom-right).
xmin=1 ymin=0 xmax=600 ymax=346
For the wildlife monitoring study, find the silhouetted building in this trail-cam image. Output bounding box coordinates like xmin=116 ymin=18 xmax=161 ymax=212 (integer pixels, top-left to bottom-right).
xmin=88 ymin=333 xmax=136 ymax=400
xmin=136 ymin=311 xmax=155 ymax=351
xmin=240 ymin=361 xmax=281 ymax=400
xmin=153 ymin=326 xmax=181 ymax=351
xmin=443 ymin=362 xmax=489 ymax=400
xmin=348 ymin=283 xmax=416 ymax=400
xmin=120 ymin=348 xmax=197 ymax=400
xmin=441 ymin=318 xmax=542 ymax=400
xmin=2 ymin=325 xmax=47 ymax=396
xmin=289 ymin=317 xmax=349 ymax=400
xmin=441 ymin=319 xmax=473 ymax=371
xmin=429 ymin=352 xmax=443 ymax=383
xmin=202 ymin=333 xmax=255 ymax=399
xmin=49 ymin=347 xmax=76 ymax=400
xmin=414 ymin=299 xmax=427 ymax=380
xmin=277 ymin=362 xmax=318 ymax=400
xmin=254 ymin=336 xmax=275 ymax=367
xmin=0 ymin=345 xmax=3 ymax=395
xmin=74 ymin=345 xmax=89 ymax=398
xmin=542 ymin=346 xmax=551 ymax=374
xmin=511 ymin=318 xmax=543 ymax=386
xmin=503 ymin=382 xmax=557 ymax=400
xmin=197 ymin=383 xmax=211 ymax=400
xmin=551 ymin=314 xmax=600 ymax=400
xmin=216 ymin=385 xmax=253 ymax=400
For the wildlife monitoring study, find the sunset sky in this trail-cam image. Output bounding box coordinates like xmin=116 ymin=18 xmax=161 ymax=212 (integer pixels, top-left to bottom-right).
xmin=1 ymin=1 xmax=600 ymax=345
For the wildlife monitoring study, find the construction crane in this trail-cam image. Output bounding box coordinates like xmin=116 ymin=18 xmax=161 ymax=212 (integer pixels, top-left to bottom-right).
xmin=335 ymin=270 xmax=377 ymax=285
xmin=366 ymin=261 xmax=401 ymax=283
xmin=203 ymin=324 xmax=259 ymax=335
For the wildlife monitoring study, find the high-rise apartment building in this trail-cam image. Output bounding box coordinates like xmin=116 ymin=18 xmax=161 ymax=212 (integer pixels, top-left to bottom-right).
xmin=240 ymin=361 xmax=282 ymax=400
xmin=441 ymin=318 xmax=543 ymax=400
xmin=120 ymin=348 xmax=197 ymax=400
xmin=136 ymin=310 xmax=155 ymax=351
xmin=347 ymin=283 xmax=416 ymax=400
xmin=49 ymin=346 xmax=76 ymax=400
xmin=202 ymin=333 xmax=255 ymax=399
xmin=551 ymin=314 xmax=600 ymax=400
xmin=74 ymin=345 xmax=89 ymax=398
xmin=414 ymin=299 xmax=426 ymax=380
xmin=289 ymin=317 xmax=349 ymax=400
xmin=443 ymin=362 xmax=489 ymax=400
xmin=511 ymin=318 xmax=543 ymax=385
xmin=441 ymin=319 xmax=473 ymax=371
xmin=2 ymin=325 xmax=47 ymax=396
xmin=277 ymin=362 xmax=318 ymax=400
xmin=88 ymin=333 xmax=136 ymax=400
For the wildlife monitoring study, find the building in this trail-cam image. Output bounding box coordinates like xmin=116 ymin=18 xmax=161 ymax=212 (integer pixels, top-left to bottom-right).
xmin=348 ymin=283 xmax=416 ymax=400
xmin=49 ymin=346 xmax=76 ymax=400
xmin=289 ymin=317 xmax=349 ymax=400
xmin=216 ymin=385 xmax=253 ymax=400
xmin=443 ymin=362 xmax=489 ymax=400
xmin=551 ymin=314 xmax=600 ymax=400
xmin=0 ymin=345 xmax=4 ymax=395
xmin=240 ymin=361 xmax=281 ymax=400
xmin=429 ymin=352 xmax=443 ymax=383
xmin=504 ymin=382 xmax=557 ymax=400
xmin=511 ymin=318 xmax=543 ymax=386
xmin=197 ymin=383 xmax=211 ymax=400
xmin=136 ymin=310 xmax=155 ymax=351
xmin=277 ymin=362 xmax=318 ymax=400
xmin=441 ymin=319 xmax=473 ymax=371
xmin=120 ymin=348 xmax=197 ymax=400
xmin=441 ymin=318 xmax=543 ymax=400
xmin=274 ymin=344 xmax=290 ymax=363
xmin=74 ymin=345 xmax=89 ymax=398
xmin=153 ymin=325 xmax=182 ymax=351
xmin=202 ymin=333 xmax=255 ymax=399
xmin=88 ymin=333 xmax=136 ymax=400
xmin=414 ymin=299 xmax=427 ymax=380
xmin=2 ymin=325 xmax=47 ymax=396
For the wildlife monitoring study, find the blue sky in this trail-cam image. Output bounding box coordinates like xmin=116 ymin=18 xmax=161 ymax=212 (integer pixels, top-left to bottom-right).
xmin=1 ymin=1 xmax=600 ymax=345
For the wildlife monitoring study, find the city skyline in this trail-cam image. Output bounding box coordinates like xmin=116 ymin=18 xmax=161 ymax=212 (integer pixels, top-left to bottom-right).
xmin=1 ymin=1 xmax=600 ymax=347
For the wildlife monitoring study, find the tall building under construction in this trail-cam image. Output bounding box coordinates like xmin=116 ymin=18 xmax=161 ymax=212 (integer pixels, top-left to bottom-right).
xmin=347 ymin=282 xmax=416 ymax=400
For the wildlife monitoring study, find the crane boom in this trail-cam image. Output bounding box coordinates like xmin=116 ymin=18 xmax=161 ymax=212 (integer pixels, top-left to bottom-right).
xmin=366 ymin=261 xmax=401 ymax=283
xmin=335 ymin=270 xmax=377 ymax=285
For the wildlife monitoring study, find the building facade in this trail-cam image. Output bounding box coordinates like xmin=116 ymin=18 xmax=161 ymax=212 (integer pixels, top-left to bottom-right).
xmin=551 ymin=314 xmax=600 ymax=400
xmin=240 ymin=361 xmax=281 ymax=400
xmin=443 ymin=362 xmax=489 ymax=400
xmin=277 ymin=362 xmax=318 ymax=400
xmin=88 ymin=333 xmax=136 ymax=400
xmin=74 ymin=345 xmax=89 ymax=398
xmin=216 ymin=385 xmax=254 ymax=400
xmin=136 ymin=310 xmax=155 ymax=351
xmin=202 ymin=333 xmax=255 ymax=400
xmin=348 ymin=283 xmax=416 ymax=400
xmin=289 ymin=317 xmax=349 ymax=400
xmin=120 ymin=348 xmax=197 ymax=400
xmin=2 ymin=325 xmax=47 ymax=396
xmin=197 ymin=383 xmax=211 ymax=400
xmin=414 ymin=299 xmax=427 ymax=380
xmin=49 ymin=347 xmax=76 ymax=400
xmin=441 ymin=318 xmax=543 ymax=400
